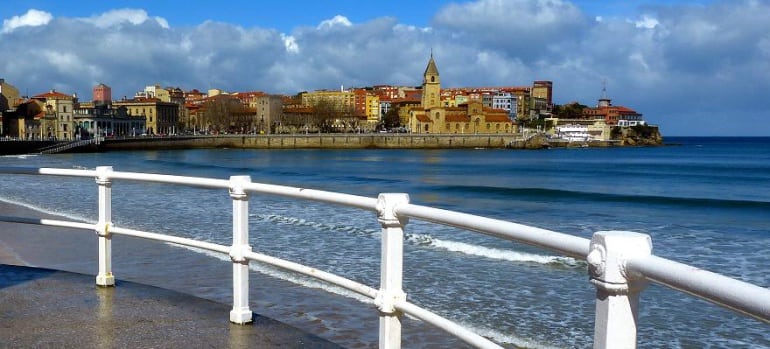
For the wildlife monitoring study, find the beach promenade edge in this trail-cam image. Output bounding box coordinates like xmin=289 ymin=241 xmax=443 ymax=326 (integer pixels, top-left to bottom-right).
xmin=0 ymin=263 xmax=344 ymax=348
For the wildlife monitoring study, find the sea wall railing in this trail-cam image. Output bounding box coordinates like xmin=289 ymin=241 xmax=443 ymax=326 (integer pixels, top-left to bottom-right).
xmin=0 ymin=166 xmax=768 ymax=349
xmin=37 ymin=137 xmax=102 ymax=154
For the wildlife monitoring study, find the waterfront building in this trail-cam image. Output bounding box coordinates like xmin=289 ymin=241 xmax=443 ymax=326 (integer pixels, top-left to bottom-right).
xmin=301 ymin=89 xmax=356 ymax=114
xmin=392 ymin=97 xmax=421 ymax=128
xmin=582 ymin=90 xmax=644 ymax=126
xmin=365 ymin=94 xmax=380 ymax=126
xmin=407 ymin=54 xmax=516 ymax=134
xmin=74 ymin=103 xmax=146 ymax=138
xmin=379 ymin=99 xmax=392 ymax=119
xmin=256 ymin=95 xmax=282 ymax=134
xmin=31 ymin=89 xmax=77 ymax=140
xmin=544 ymin=117 xmax=611 ymax=141
xmin=532 ymin=80 xmax=553 ymax=107
xmin=114 ymin=97 xmax=179 ymax=135
xmin=492 ymin=92 xmax=517 ymax=119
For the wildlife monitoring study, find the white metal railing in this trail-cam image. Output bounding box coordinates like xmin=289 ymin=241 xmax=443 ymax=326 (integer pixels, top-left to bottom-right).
xmin=0 ymin=166 xmax=768 ymax=349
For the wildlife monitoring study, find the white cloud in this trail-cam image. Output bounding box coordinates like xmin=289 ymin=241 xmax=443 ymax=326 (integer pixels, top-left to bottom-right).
xmin=79 ymin=9 xmax=169 ymax=29
xmin=635 ymin=16 xmax=659 ymax=29
xmin=317 ymin=15 xmax=353 ymax=29
xmin=282 ymin=34 xmax=300 ymax=53
xmin=2 ymin=9 xmax=53 ymax=33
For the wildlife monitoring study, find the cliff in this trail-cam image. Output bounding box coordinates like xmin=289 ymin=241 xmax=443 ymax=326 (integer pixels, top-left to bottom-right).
xmin=613 ymin=125 xmax=663 ymax=146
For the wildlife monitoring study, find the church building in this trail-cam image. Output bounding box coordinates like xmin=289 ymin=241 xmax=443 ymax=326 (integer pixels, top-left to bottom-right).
xmin=407 ymin=54 xmax=515 ymax=134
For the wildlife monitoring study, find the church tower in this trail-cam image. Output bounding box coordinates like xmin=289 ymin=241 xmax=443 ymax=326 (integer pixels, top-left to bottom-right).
xmin=421 ymin=52 xmax=441 ymax=109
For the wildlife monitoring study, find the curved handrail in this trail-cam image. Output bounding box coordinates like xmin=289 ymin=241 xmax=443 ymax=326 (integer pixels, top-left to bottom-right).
xmin=0 ymin=215 xmax=501 ymax=348
xmin=395 ymin=203 xmax=590 ymax=259
xmin=626 ymin=255 xmax=770 ymax=323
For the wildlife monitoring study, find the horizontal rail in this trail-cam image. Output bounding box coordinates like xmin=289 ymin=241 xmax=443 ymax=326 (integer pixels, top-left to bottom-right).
xmin=108 ymin=171 xmax=231 ymax=189
xmin=0 ymin=215 xmax=94 ymax=231
xmin=395 ymin=203 xmax=591 ymax=259
xmin=242 ymin=250 xmax=378 ymax=300
xmin=626 ymin=255 xmax=770 ymax=323
xmin=0 ymin=215 xmax=496 ymax=347
xmin=109 ymin=226 xmax=230 ymax=255
xmin=0 ymin=167 xmax=378 ymax=211
xmin=396 ymin=301 xmax=502 ymax=349
xmin=0 ymin=167 xmax=96 ymax=178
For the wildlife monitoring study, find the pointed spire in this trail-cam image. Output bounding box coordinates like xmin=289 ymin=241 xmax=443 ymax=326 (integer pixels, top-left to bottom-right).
xmin=424 ymin=51 xmax=439 ymax=77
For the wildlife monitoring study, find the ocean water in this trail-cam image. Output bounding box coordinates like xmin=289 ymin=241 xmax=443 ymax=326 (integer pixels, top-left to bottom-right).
xmin=1 ymin=137 xmax=769 ymax=348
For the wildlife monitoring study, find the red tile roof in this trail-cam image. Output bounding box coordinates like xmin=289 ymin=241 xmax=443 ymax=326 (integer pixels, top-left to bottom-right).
xmin=33 ymin=90 xmax=72 ymax=99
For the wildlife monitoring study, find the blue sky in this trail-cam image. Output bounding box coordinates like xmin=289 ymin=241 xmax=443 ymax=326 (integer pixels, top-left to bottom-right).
xmin=2 ymin=0 xmax=768 ymax=136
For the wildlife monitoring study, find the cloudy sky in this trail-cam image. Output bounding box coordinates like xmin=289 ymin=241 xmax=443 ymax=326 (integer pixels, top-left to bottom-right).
xmin=2 ymin=0 xmax=768 ymax=136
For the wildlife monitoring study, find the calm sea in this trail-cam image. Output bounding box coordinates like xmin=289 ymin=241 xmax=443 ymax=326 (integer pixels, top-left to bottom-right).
xmin=1 ymin=137 xmax=769 ymax=348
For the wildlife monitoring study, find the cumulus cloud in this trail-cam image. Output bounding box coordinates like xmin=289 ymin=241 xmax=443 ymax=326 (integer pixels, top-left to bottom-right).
xmin=317 ymin=15 xmax=353 ymax=29
xmin=1 ymin=0 xmax=769 ymax=135
xmin=282 ymin=34 xmax=300 ymax=54
xmin=79 ymin=8 xmax=169 ymax=29
xmin=2 ymin=9 xmax=53 ymax=33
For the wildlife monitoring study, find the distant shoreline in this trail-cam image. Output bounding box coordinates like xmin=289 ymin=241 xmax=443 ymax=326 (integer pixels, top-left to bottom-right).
xmin=0 ymin=132 xmax=677 ymax=155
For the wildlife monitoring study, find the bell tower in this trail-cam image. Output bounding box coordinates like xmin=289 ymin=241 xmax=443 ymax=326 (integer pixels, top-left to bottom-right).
xmin=421 ymin=52 xmax=441 ymax=109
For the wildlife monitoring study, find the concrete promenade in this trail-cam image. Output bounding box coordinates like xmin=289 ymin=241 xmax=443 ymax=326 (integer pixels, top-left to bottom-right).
xmin=0 ymin=264 xmax=343 ymax=348
xmin=0 ymin=200 xmax=348 ymax=348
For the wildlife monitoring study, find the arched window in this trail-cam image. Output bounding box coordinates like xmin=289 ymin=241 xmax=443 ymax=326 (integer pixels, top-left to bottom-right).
xmin=431 ymin=76 xmax=435 ymax=82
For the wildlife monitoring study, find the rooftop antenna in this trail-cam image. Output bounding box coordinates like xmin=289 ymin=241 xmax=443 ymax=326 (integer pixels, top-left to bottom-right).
xmin=601 ymin=79 xmax=608 ymax=99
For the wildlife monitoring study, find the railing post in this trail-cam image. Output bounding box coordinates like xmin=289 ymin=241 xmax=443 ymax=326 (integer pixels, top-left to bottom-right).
xmin=229 ymin=175 xmax=253 ymax=324
xmin=95 ymin=166 xmax=115 ymax=287
xmin=375 ymin=193 xmax=410 ymax=349
xmin=587 ymin=231 xmax=652 ymax=349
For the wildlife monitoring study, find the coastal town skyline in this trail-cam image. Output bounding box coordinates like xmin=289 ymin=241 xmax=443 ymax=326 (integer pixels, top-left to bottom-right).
xmin=2 ymin=0 xmax=769 ymax=136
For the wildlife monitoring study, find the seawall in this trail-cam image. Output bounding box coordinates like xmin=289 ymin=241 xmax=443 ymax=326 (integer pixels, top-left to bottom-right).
xmin=0 ymin=140 xmax=57 ymax=155
xmin=97 ymin=134 xmax=531 ymax=151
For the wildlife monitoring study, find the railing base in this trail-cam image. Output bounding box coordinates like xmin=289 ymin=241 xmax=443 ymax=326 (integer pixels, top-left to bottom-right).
xmin=230 ymin=308 xmax=253 ymax=325
xmin=96 ymin=273 xmax=115 ymax=287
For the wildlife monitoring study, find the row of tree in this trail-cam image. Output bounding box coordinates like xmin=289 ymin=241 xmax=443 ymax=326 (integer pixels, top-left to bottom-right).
xmin=194 ymin=96 xmax=403 ymax=134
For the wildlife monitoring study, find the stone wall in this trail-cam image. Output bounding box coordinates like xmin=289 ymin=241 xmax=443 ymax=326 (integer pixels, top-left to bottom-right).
xmin=100 ymin=134 xmax=525 ymax=151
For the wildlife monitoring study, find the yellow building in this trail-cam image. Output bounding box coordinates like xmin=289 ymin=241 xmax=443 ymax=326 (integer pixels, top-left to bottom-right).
xmin=32 ymin=90 xmax=76 ymax=140
xmin=114 ymin=98 xmax=179 ymax=135
xmin=301 ymin=90 xmax=356 ymax=113
xmin=365 ymin=94 xmax=380 ymax=124
xmin=408 ymin=54 xmax=516 ymax=134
